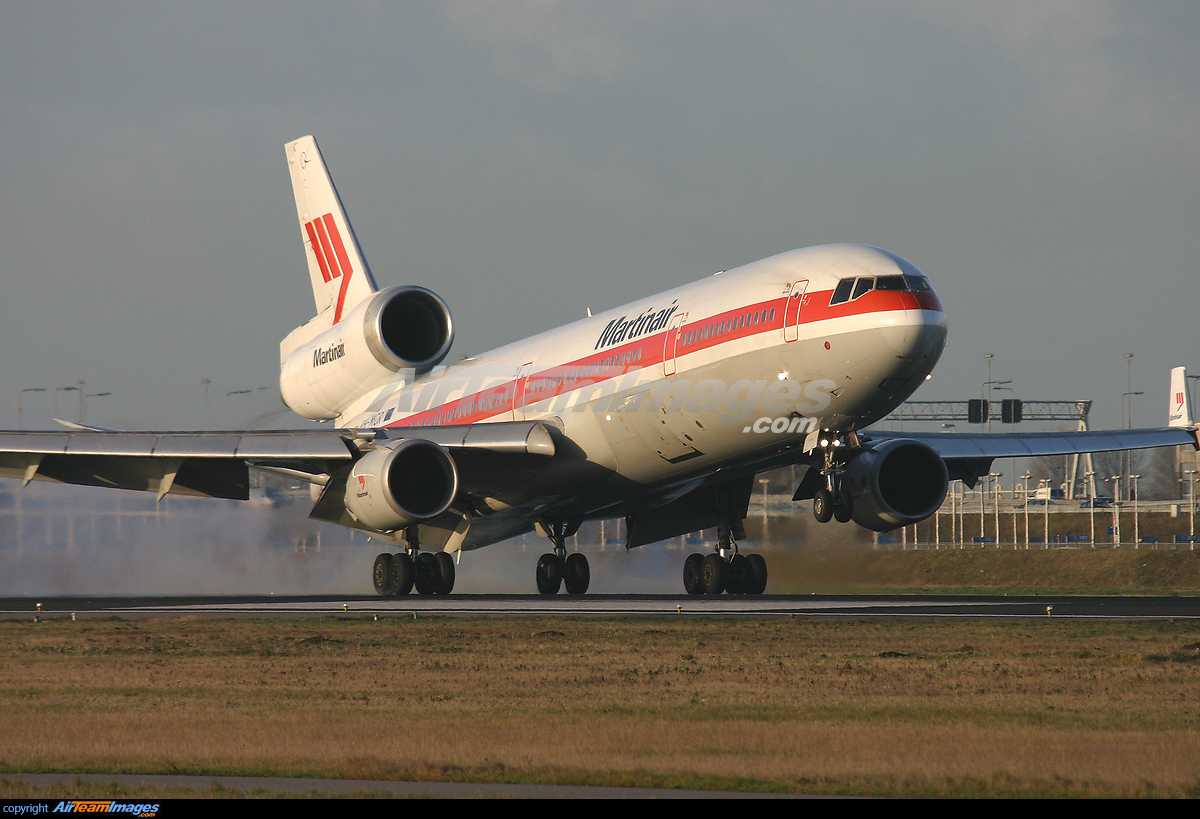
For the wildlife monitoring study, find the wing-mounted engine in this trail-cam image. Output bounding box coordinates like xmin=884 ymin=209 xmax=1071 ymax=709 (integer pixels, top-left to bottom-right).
xmin=281 ymin=285 xmax=454 ymax=421
xmin=345 ymin=438 xmax=459 ymax=531
xmin=843 ymin=438 xmax=948 ymax=532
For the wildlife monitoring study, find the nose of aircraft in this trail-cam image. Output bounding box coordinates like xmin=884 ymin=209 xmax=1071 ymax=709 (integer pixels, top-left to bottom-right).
xmin=878 ymin=273 xmax=946 ymax=381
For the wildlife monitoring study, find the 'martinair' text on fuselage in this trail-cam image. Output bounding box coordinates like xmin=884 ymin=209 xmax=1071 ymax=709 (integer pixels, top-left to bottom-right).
xmin=313 ymin=342 xmax=346 ymax=367
xmin=594 ymin=301 xmax=678 ymax=350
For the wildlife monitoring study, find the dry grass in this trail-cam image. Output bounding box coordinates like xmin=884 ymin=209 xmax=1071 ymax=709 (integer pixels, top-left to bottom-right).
xmin=765 ymin=547 xmax=1200 ymax=595
xmin=1 ymin=616 xmax=1199 ymax=797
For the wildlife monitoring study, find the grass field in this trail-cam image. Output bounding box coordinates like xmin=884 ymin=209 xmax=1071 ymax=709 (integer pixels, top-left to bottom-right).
xmin=765 ymin=547 xmax=1200 ymax=595
xmin=2 ymin=615 xmax=1199 ymax=798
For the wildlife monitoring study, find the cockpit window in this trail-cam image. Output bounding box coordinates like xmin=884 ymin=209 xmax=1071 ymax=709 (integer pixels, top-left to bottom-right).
xmin=830 ymin=279 xmax=854 ymax=305
xmin=851 ymin=277 xmax=875 ymax=300
xmin=830 ymin=273 xmax=933 ymax=305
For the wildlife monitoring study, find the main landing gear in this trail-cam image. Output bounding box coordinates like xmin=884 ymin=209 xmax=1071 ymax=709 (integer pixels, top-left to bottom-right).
xmin=682 ymin=545 xmax=768 ymax=595
xmin=372 ymin=527 xmax=455 ymax=596
xmin=681 ymin=482 xmax=767 ymax=595
xmin=535 ymin=520 xmax=590 ymax=595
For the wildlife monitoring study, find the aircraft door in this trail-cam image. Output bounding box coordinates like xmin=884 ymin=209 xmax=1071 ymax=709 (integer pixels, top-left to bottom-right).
xmin=663 ymin=313 xmax=687 ymax=376
xmin=513 ymin=362 xmax=534 ymax=420
xmin=784 ymin=279 xmax=809 ymax=343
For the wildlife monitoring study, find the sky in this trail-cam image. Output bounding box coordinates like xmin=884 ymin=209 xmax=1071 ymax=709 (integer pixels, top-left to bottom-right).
xmin=2 ymin=1 xmax=1198 ymax=434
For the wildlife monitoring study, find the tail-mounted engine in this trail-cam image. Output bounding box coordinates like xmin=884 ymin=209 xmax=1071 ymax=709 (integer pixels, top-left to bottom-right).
xmin=345 ymin=438 xmax=459 ymax=531
xmin=843 ymin=438 xmax=948 ymax=532
xmin=281 ymin=286 xmax=454 ymax=420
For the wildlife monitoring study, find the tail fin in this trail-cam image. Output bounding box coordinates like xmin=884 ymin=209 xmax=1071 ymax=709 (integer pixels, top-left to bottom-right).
xmin=1169 ymin=366 xmax=1193 ymax=427
xmin=285 ymin=136 xmax=378 ymax=324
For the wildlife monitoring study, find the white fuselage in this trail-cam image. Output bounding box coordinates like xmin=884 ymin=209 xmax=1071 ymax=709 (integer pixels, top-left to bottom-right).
xmin=342 ymin=244 xmax=946 ymax=520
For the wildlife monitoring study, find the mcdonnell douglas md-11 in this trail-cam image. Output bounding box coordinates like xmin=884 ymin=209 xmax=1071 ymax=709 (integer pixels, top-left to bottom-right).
xmin=2 ymin=137 xmax=1196 ymax=596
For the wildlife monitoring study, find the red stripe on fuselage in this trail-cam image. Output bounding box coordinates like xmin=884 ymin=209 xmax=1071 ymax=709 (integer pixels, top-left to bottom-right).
xmin=383 ymin=285 xmax=942 ymax=429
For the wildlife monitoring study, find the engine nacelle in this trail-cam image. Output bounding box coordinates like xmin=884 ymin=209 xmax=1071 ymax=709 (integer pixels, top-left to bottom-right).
xmin=844 ymin=438 xmax=948 ymax=532
xmin=345 ymin=439 xmax=458 ymax=531
xmin=281 ymin=285 xmax=454 ymax=420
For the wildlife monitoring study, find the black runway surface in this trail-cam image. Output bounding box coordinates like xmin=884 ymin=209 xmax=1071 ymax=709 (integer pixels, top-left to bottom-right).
xmin=3 ymin=593 xmax=1198 ymax=619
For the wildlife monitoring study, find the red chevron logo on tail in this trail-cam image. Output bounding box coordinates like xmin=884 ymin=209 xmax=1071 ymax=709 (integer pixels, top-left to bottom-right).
xmin=304 ymin=213 xmax=354 ymax=323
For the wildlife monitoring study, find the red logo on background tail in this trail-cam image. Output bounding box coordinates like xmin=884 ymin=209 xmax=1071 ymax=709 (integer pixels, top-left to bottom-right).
xmin=304 ymin=213 xmax=354 ymax=324
xmin=1178 ymin=391 xmax=1186 ymax=408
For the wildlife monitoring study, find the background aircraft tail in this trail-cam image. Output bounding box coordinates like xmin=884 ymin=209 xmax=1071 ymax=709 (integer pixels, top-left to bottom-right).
xmin=285 ymin=136 xmax=379 ymax=324
xmin=1169 ymin=366 xmax=1193 ymax=427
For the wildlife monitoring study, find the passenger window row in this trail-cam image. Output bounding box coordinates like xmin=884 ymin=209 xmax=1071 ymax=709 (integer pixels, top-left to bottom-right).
xmin=682 ymin=307 xmax=776 ymax=347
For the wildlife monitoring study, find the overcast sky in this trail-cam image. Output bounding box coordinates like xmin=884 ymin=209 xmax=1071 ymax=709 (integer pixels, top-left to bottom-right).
xmin=2 ymin=1 xmax=1197 ymax=432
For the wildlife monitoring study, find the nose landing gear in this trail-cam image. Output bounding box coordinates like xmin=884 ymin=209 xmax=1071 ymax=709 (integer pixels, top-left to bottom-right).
xmin=811 ymin=434 xmax=856 ymax=525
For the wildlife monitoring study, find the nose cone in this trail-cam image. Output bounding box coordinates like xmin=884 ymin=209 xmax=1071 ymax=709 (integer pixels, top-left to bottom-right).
xmin=877 ymin=305 xmax=946 ymax=385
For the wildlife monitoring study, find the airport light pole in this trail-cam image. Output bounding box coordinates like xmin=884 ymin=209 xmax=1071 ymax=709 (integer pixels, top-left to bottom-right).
xmin=1112 ymin=475 xmax=1122 ymax=546
xmin=16 ymin=388 xmax=46 ymax=428
xmin=1185 ymin=470 xmax=1197 ymax=549
xmin=1124 ymin=352 xmax=1134 ymax=495
xmin=1011 ymin=473 xmax=1019 ymax=549
xmin=990 ymin=472 xmax=1003 ymax=547
xmin=956 ymin=481 xmax=965 ymax=549
xmin=978 ymin=479 xmax=986 ymax=545
xmin=1122 ymin=390 xmax=1143 ymax=497
xmin=1124 ymin=353 xmax=1133 ymax=415
xmin=1021 ymin=472 xmax=1032 ymax=549
xmin=53 ymin=385 xmax=79 ymax=419
xmin=1039 ymin=479 xmax=1050 ymax=548
xmin=1131 ymin=475 xmax=1141 ymax=549
xmin=82 ymin=392 xmax=110 ymax=424
xmin=1085 ymin=471 xmax=1096 ymax=548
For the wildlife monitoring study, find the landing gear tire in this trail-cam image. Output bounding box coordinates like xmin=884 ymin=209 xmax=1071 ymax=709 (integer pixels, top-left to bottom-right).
xmin=372 ymin=553 xmax=393 ymax=596
xmin=536 ymin=553 xmax=563 ymax=595
xmin=701 ymin=553 xmax=727 ymax=595
xmin=414 ymin=552 xmax=443 ymax=596
xmin=833 ymin=491 xmax=853 ymax=524
xmin=745 ymin=553 xmax=768 ymax=595
xmin=683 ymin=553 xmax=705 ymax=595
xmin=563 ymin=553 xmax=590 ymax=595
xmin=813 ymin=489 xmax=834 ymax=523
xmin=389 ymin=553 xmax=415 ymax=595
xmin=433 ymin=552 xmax=455 ymax=595
xmin=726 ymin=554 xmax=751 ymax=595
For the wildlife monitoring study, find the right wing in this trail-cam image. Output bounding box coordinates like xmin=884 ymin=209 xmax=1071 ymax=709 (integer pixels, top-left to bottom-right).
xmin=0 ymin=421 xmax=561 ymax=532
xmin=0 ymin=430 xmax=359 ymax=501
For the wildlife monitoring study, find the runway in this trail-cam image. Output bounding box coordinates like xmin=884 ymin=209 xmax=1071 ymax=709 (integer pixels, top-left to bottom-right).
xmin=3 ymin=593 xmax=1199 ymax=619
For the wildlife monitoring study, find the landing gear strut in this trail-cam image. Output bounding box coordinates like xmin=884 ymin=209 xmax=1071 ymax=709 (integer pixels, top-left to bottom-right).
xmin=535 ymin=520 xmax=589 ymax=595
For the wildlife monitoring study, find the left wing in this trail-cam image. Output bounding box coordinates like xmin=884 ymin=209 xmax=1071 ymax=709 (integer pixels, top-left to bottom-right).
xmin=863 ymin=426 xmax=1199 ymax=487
